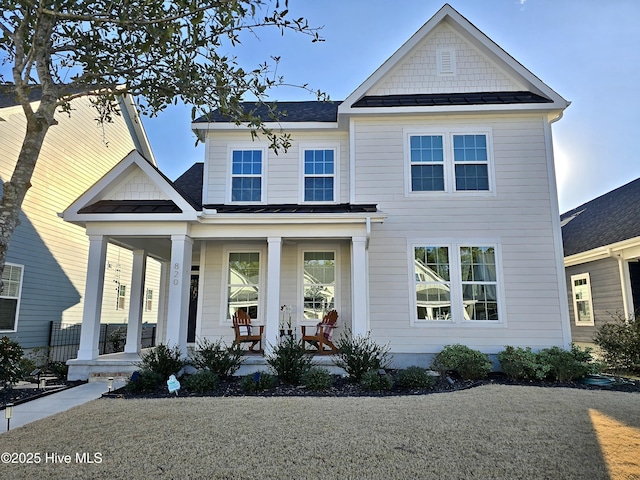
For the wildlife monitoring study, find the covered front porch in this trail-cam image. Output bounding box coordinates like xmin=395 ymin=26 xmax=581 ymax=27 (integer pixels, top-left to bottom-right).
xmin=67 ymin=223 xmax=378 ymax=381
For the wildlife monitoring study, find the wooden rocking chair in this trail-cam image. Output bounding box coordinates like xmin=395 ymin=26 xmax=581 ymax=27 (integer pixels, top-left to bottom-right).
xmin=232 ymin=310 xmax=264 ymax=353
xmin=301 ymin=310 xmax=339 ymax=354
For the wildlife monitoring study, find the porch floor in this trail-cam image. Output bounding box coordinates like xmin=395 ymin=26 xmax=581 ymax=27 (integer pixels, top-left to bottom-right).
xmin=67 ymin=350 xmax=346 ymax=381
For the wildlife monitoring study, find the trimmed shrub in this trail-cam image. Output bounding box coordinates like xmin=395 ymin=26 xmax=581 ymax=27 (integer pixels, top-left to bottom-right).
xmin=47 ymin=361 xmax=69 ymax=381
xmin=190 ymin=337 xmax=245 ymax=378
xmin=125 ymin=370 xmax=163 ymax=393
xmin=136 ymin=344 xmax=186 ymax=380
xmin=266 ymin=336 xmax=313 ymax=385
xmin=431 ymin=344 xmax=492 ymax=381
xmin=593 ymin=313 xmax=640 ymax=372
xmin=360 ymin=369 xmax=393 ymax=391
xmin=301 ymin=367 xmax=334 ymax=391
xmin=0 ymin=336 xmax=24 ymax=388
xmin=333 ymin=330 xmax=392 ymax=382
xmin=396 ymin=366 xmax=436 ymax=389
xmin=537 ymin=345 xmax=597 ymax=382
xmin=240 ymin=372 xmax=277 ymax=392
xmin=498 ymin=346 xmax=549 ymax=381
xmin=183 ymin=369 xmax=220 ymax=393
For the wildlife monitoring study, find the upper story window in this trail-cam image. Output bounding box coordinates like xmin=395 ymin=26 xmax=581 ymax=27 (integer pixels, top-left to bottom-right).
xmin=300 ymin=145 xmax=338 ymax=203
xmin=406 ymin=129 xmax=493 ymax=195
xmin=0 ymin=263 xmax=24 ymax=332
xmin=231 ymin=149 xmax=263 ymax=202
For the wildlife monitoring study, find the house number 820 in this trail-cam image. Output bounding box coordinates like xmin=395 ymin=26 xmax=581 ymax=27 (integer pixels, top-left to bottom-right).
xmin=173 ymin=263 xmax=180 ymax=285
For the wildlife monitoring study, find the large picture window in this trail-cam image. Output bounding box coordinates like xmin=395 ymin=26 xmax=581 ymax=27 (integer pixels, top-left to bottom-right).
xmin=302 ymin=251 xmax=335 ymax=320
xmin=231 ymin=149 xmax=263 ymax=202
xmin=0 ymin=263 xmax=23 ymax=331
xmin=227 ymin=252 xmax=260 ymax=320
xmin=413 ymin=243 xmax=501 ymax=323
xmin=406 ymin=129 xmax=492 ymax=194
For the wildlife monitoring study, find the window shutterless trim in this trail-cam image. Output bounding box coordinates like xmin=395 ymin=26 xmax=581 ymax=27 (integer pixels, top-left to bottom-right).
xmin=226 ymin=143 xmax=268 ymax=204
xmin=0 ymin=263 xmax=24 ymax=333
xmin=570 ymin=272 xmax=595 ymax=326
xmin=299 ymin=143 xmax=340 ymax=204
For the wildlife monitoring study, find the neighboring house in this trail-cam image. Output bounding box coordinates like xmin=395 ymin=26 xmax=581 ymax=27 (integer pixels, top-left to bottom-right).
xmin=63 ymin=4 xmax=572 ymax=380
xmin=562 ymin=177 xmax=640 ymax=343
xmin=0 ymin=87 xmax=161 ymax=354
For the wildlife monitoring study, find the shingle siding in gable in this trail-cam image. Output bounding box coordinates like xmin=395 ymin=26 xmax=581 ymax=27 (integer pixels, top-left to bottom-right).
xmin=370 ymin=23 xmax=523 ymax=96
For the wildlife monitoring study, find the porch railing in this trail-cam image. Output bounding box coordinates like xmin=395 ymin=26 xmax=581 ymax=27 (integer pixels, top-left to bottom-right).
xmin=47 ymin=321 xmax=157 ymax=363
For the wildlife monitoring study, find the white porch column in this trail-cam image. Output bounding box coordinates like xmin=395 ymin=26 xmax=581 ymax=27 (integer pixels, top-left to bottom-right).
xmin=165 ymin=235 xmax=193 ymax=355
xmin=265 ymin=237 xmax=282 ymax=355
xmin=77 ymin=235 xmax=108 ymax=360
xmin=351 ymin=236 xmax=369 ymax=336
xmin=125 ymin=250 xmax=147 ymax=354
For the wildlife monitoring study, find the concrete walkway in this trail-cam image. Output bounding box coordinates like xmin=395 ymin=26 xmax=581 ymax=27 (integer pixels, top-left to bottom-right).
xmin=2 ymin=381 xmax=125 ymax=433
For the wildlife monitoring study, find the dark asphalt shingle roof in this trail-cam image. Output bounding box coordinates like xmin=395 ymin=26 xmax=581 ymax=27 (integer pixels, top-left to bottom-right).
xmin=172 ymin=162 xmax=204 ymax=209
xmin=0 ymin=85 xmax=43 ymax=108
xmin=351 ymin=91 xmax=552 ymax=108
xmin=561 ymin=177 xmax=640 ymax=256
xmin=194 ymin=101 xmax=340 ymax=123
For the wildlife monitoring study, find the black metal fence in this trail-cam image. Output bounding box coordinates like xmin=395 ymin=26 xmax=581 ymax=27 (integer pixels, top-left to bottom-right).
xmin=48 ymin=321 xmax=157 ymax=363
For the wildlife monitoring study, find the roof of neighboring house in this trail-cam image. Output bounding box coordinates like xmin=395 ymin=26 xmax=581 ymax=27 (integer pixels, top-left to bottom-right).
xmin=194 ymin=101 xmax=341 ymax=123
xmin=561 ymin=177 xmax=640 ymax=257
xmin=0 ymin=85 xmax=44 ymax=108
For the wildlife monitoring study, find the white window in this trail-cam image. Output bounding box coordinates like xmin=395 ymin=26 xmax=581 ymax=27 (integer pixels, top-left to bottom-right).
xmin=571 ymin=273 xmax=594 ymax=326
xmin=405 ymin=129 xmax=493 ymax=195
xmin=228 ymin=146 xmax=267 ymax=203
xmin=412 ymin=243 xmax=502 ymax=324
xmin=226 ymin=251 xmax=261 ymax=321
xmin=116 ymin=284 xmax=126 ymax=310
xmin=301 ymin=148 xmax=337 ymax=202
xmin=145 ymin=289 xmax=153 ymax=311
xmin=0 ymin=263 xmax=24 ymax=332
xmin=301 ymin=251 xmax=336 ymax=321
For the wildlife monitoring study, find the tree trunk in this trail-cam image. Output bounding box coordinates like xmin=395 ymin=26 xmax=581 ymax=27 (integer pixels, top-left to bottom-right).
xmin=0 ymin=103 xmax=56 ymax=290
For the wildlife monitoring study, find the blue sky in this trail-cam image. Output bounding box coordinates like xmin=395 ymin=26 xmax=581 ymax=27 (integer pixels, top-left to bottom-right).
xmin=143 ymin=0 xmax=640 ymax=213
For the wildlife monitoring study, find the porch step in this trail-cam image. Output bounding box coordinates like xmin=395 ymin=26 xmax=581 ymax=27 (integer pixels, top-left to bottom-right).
xmin=88 ymin=372 xmax=132 ymax=383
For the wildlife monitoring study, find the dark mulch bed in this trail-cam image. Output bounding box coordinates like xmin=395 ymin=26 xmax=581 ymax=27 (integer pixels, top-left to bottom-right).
xmin=104 ymin=371 xmax=640 ymax=400
xmin=0 ymin=380 xmax=85 ymax=408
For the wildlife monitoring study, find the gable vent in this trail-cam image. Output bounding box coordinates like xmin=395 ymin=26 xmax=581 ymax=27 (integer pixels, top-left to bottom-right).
xmin=437 ymin=48 xmax=456 ymax=76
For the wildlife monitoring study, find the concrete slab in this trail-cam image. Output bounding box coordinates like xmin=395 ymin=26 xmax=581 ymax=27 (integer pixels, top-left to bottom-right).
xmin=2 ymin=381 xmax=125 ymax=433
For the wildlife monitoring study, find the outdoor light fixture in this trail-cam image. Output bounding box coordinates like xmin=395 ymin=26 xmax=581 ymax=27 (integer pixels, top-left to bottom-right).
xmin=5 ymin=403 xmax=13 ymax=431
xmin=39 ymin=378 xmax=46 ymax=390
xmin=108 ymin=377 xmax=114 ymax=393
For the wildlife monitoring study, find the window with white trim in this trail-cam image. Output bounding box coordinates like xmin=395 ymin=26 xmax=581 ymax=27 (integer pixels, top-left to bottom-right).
xmin=303 ymin=149 xmax=335 ymax=202
xmin=117 ymin=284 xmax=126 ymax=310
xmin=413 ymin=243 xmax=501 ymax=323
xmin=571 ymin=273 xmax=594 ymax=326
xmin=230 ymin=149 xmax=263 ymax=202
xmin=145 ymin=288 xmax=153 ymax=311
xmin=406 ymin=129 xmax=493 ymax=194
xmin=0 ymin=263 xmax=23 ymax=331
xmin=227 ymin=252 xmax=261 ymax=320
xmin=302 ymin=251 xmax=336 ymax=320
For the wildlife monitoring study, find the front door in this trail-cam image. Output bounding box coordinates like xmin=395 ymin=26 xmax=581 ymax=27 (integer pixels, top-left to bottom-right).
xmin=187 ymin=274 xmax=199 ymax=343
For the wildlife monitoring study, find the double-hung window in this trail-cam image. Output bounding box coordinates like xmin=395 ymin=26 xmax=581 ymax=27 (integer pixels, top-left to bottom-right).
xmin=302 ymin=147 xmax=337 ymax=202
xmin=0 ymin=263 xmax=23 ymax=331
xmin=227 ymin=252 xmax=261 ymax=320
xmin=231 ymin=149 xmax=263 ymax=202
xmin=406 ymin=129 xmax=492 ymax=194
xmin=412 ymin=243 xmax=501 ymax=323
xmin=302 ymin=251 xmax=336 ymax=320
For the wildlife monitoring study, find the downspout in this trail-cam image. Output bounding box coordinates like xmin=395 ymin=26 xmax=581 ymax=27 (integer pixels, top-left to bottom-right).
xmin=612 ymin=252 xmax=633 ymax=319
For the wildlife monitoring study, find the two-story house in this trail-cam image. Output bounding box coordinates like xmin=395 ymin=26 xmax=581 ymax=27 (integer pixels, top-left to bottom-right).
xmin=63 ymin=4 xmax=572 ymax=380
xmin=0 ymin=88 xmax=162 ymax=359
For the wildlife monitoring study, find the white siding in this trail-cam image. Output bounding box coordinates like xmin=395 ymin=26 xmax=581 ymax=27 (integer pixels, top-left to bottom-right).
xmin=354 ymin=113 xmax=565 ymax=353
xmin=204 ymin=131 xmax=349 ymax=205
xmin=371 ymin=23 xmax=523 ymax=96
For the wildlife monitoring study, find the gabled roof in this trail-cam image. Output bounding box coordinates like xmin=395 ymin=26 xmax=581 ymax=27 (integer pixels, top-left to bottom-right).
xmin=561 ymin=177 xmax=640 ymax=257
xmin=340 ymin=4 xmax=568 ymax=115
xmin=63 ymin=150 xmax=199 ymax=224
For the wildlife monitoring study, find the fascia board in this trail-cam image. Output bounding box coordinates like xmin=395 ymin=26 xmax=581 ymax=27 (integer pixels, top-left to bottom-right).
xmin=196 ymin=212 xmax=387 ymax=225
xmin=65 ymin=212 xmax=198 ymax=224
xmin=564 ymin=236 xmax=640 ymax=267
xmin=119 ymin=94 xmax=157 ymax=166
